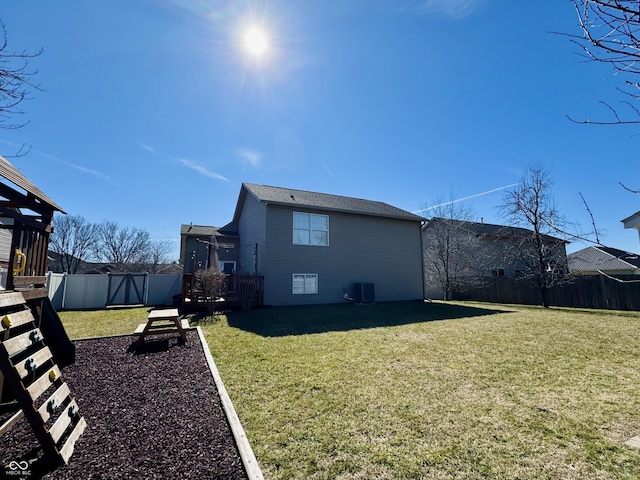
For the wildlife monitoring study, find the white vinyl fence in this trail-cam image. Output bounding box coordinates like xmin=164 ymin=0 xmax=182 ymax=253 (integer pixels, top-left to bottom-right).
xmin=46 ymin=272 xmax=182 ymax=310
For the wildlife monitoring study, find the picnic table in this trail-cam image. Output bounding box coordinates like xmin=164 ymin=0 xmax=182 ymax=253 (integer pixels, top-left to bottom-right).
xmin=135 ymin=308 xmax=188 ymax=345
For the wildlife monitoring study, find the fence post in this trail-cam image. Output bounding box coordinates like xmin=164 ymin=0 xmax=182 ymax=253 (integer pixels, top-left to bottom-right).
xmin=61 ymin=273 xmax=68 ymax=310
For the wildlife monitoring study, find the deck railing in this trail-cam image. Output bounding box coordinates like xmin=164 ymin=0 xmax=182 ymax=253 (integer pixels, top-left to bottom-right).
xmin=182 ymin=273 xmax=264 ymax=310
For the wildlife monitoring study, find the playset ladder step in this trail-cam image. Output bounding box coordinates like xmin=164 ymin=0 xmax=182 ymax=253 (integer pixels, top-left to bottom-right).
xmin=0 ymin=292 xmax=86 ymax=466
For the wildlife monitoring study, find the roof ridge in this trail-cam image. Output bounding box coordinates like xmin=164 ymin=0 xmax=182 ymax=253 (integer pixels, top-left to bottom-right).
xmin=244 ymin=182 xmax=393 ymax=206
xmin=242 ymin=183 xmax=423 ymax=221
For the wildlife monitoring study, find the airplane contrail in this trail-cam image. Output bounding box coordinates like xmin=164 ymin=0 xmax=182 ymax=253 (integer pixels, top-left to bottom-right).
xmin=417 ymin=183 xmax=519 ymax=213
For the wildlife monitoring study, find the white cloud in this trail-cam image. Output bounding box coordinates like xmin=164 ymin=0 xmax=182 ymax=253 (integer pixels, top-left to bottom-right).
xmin=402 ymin=0 xmax=484 ymax=19
xmin=415 ymin=183 xmax=518 ymax=214
xmin=179 ymin=158 xmax=229 ymax=181
xmin=318 ymin=157 xmax=335 ymax=178
xmin=138 ymin=142 xmax=156 ymax=154
xmin=0 ymin=141 xmax=115 ymax=183
xmin=236 ymin=148 xmax=262 ymax=169
xmin=36 ymin=151 xmax=117 ymax=184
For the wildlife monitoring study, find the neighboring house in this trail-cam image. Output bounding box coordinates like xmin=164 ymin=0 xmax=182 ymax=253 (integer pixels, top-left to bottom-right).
xmin=568 ymin=246 xmax=640 ymax=276
xmin=179 ymin=225 xmax=240 ymax=275
xmin=622 ymin=211 xmax=640 ymax=246
xmin=422 ymin=218 xmax=568 ymax=299
xmin=180 ymin=183 xmax=424 ymax=306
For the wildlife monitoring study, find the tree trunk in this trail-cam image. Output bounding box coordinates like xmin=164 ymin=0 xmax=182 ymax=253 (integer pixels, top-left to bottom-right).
xmin=540 ymin=286 xmax=550 ymax=308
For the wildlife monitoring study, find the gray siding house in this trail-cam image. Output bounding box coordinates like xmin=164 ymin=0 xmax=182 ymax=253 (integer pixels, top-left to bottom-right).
xmin=181 ymin=183 xmax=425 ymax=306
xmin=622 ymin=211 xmax=640 ymax=246
xmin=180 ymin=225 xmax=239 ymax=275
xmin=422 ymin=218 xmax=568 ymax=299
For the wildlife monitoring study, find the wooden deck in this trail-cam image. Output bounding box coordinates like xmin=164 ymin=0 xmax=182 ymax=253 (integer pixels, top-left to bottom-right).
xmin=182 ymin=274 xmax=264 ymax=310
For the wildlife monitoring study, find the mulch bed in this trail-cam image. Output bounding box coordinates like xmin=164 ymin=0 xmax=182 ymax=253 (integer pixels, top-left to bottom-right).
xmin=1 ymin=330 xmax=249 ymax=480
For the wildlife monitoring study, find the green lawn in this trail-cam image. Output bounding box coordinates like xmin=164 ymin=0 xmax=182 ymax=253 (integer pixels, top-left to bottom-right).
xmin=59 ymin=302 xmax=640 ymax=479
xmin=58 ymin=306 xmax=151 ymax=339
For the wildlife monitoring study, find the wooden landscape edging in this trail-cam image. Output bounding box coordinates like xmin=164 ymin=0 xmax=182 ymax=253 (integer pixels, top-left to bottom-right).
xmin=33 ymin=325 xmax=264 ymax=478
xmin=626 ymin=434 xmax=640 ymax=450
xmin=195 ymin=326 xmax=265 ymax=480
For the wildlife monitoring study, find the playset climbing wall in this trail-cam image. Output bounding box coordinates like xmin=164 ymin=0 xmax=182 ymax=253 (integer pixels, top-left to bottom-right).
xmin=0 ymin=292 xmax=86 ymax=465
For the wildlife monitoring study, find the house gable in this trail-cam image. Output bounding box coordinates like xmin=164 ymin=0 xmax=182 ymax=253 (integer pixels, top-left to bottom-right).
xmin=622 ymin=211 xmax=640 ymax=245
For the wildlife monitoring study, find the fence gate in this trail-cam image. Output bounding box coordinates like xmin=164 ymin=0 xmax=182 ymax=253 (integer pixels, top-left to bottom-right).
xmin=106 ymin=273 xmax=147 ymax=307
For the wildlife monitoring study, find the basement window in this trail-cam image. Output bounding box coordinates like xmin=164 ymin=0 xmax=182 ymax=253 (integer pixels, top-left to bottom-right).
xmin=292 ymin=274 xmax=318 ymax=294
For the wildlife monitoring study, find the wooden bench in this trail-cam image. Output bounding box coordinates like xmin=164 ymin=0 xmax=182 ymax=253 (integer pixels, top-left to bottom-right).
xmin=135 ymin=308 xmax=188 ymax=344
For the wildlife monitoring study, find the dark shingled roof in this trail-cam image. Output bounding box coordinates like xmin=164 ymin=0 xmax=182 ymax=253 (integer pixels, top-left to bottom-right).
xmin=424 ymin=218 xmax=567 ymax=243
xmin=243 ymin=183 xmax=424 ymax=221
xmin=568 ymin=246 xmax=640 ymax=272
xmin=180 ymin=224 xmax=237 ymax=237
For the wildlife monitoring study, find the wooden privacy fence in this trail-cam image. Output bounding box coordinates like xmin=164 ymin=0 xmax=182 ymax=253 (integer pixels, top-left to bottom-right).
xmin=454 ymin=275 xmax=640 ymax=311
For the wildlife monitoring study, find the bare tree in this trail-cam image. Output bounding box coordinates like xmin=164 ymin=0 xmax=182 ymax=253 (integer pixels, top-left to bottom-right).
xmin=93 ymin=220 xmax=151 ymax=272
xmin=194 ymin=267 xmax=226 ymax=313
xmin=421 ymin=195 xmax=475 ymax=300
xmin=559 ymin=1 xmax=640 ymax=124
xmin=144 ymin=239 xmax=176 ymax=273
xmin=50 ymin=215 xmax=99 ymax=273
xmin=0 ymin=20 xmax=42 ymax=132
xmin=499 ymin=165 xmax=570 ymax=307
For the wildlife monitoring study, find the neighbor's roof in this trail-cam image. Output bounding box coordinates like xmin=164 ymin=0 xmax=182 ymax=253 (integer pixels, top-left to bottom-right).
xmin=424 ymin=217 xmax=567 ymax=243
xmin=240 ymin=183 xmax=424 ymax=221
xmin=621 ymin=210 xmax=640 ymax=229
xmin=0 ymin=155 xmax=65 ymax=213
xmin=180 ymin=224 xmax=238 ymax=237
xmin=568 ymin=246 xmax=640 ymax=273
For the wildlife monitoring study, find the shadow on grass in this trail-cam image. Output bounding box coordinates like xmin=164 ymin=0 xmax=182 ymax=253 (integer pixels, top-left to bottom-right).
xmin=223 ymin=301 xmax=509 ymax=337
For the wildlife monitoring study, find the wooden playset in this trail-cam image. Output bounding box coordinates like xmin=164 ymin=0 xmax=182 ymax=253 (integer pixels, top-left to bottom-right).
xmin=0 ymin=155 xmax=85 ymax=468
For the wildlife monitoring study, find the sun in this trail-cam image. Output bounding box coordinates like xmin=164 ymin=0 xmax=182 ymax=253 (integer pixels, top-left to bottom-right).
xmin=243 ymin=26 xmax=270 ymax=59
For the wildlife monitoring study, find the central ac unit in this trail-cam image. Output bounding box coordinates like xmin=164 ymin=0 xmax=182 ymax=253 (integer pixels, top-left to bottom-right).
xmin=352 ymin=282 xmax=375 ymax=304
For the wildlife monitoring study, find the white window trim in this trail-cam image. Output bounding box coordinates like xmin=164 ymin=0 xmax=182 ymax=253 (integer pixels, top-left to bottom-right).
xmin=293 ymin=212 xmax=329 ymax=246
xmin=292 ymin=274 xmax=318 ymax=295
xmin=219 ymin=261 xmax=236 ymax=274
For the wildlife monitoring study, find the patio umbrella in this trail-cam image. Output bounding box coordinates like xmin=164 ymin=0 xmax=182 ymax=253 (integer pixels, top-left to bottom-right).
xmin=210 ymin=236 xmax=220 ymax=271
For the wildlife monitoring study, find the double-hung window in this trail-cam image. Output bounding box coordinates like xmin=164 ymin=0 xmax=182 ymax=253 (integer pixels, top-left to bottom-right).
xmin=293 ymin=212 xmax=329 ymax=246
xmin=292 ymin=274 xmax=318 ymax=294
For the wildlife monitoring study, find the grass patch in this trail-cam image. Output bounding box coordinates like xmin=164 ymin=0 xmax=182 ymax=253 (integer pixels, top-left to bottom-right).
xmin=58 ymin=306 xmax=150 ymax=339
xmin=58 ymin=301 xmax=640 ymax=479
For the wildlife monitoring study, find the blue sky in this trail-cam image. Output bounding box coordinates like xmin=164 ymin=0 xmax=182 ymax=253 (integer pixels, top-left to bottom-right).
xmin=2 ymin=0 xmax=638 ymax=261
